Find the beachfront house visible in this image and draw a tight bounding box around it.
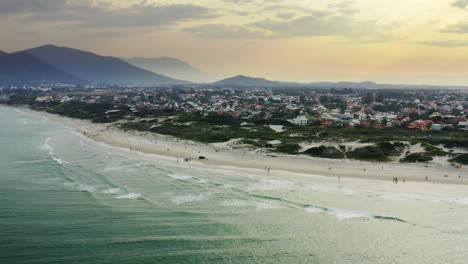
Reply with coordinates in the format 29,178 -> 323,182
458,121 -> 468,131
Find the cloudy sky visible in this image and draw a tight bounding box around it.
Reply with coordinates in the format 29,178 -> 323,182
2,0 -> 468,85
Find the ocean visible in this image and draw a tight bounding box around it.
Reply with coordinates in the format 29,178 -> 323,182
1,106 -> 468,263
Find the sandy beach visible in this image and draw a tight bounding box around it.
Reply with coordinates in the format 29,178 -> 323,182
19,107 -> 468,185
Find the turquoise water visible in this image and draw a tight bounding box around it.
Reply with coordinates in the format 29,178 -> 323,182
1,106 -> 468,263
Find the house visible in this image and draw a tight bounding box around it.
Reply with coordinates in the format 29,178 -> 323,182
288,116 -> 308,126
264,140 -> 282,148
458,121 -> 468,131
431,124 -> 444,131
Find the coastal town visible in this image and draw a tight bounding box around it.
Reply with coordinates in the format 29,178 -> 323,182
2,85 -> 467,132
1,85 -> 468,167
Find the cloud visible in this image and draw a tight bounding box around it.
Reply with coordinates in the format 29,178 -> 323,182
413,40 -> 468,47
276,12 -> 296,20
183,5 -> 388,40
328,1 -> 359,16
0,1 -> 217,28
441,22 -> 468,33
451,0 -> 468,9
0,0 -> 67,15
249,14 -> 378,38
183,24 -> 268,39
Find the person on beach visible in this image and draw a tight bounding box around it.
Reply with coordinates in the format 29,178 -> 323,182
268,167 -> 270,174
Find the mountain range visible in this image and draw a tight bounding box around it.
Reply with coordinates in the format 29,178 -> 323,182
212,75 -> 468,90
0,51 -> 84,85
1,45 -> 467,89
0,45 -> 190,86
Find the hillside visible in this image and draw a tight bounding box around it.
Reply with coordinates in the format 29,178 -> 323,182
26,45 -> 190,85
0,51 -> 84,85
213,75 -> 297,87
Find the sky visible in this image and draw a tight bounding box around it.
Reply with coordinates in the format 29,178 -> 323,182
2,0 -> 468,85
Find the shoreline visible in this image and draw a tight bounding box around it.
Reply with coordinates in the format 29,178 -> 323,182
10,105 -> 468,186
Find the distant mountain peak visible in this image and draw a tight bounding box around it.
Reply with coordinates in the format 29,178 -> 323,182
25,45 -> 190,85
228,75 -> 268,81
37,44 -> 59,49
0,51 -> 84,85
213,75 -> 287,87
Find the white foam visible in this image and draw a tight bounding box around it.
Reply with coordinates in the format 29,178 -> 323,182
117,193 -> 142,199
169,173 -> 193,180
101,188 -> 124,194
327,208 -> 373,220
14,159 -> 44,164
222,199 -> 249,207
248,179 -> 295,191
52,157 -> 69,165
170,194 -> 209,204
196,179 -> 210,183
220,184 -> 234,189
255,201 -> 285,210
304,206 -> 373,220
63,182 -> 98,192
40,137 -> 54,155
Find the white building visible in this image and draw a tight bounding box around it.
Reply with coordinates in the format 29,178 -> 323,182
459,121 -> 468,131
288,116 -> 308,126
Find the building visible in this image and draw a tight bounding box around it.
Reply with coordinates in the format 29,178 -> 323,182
288,116 -> 308,126
458,121 -> 468,131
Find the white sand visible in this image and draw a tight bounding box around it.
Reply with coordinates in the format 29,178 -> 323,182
21,107 -> 468,185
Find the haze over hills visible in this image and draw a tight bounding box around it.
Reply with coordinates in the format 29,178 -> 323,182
0,51 -> 7,56
0,51 -> 84,85
212,75 -> 468,90
213,75 -> 299,87
122,57 -> 218,83
25,45 -> 190,85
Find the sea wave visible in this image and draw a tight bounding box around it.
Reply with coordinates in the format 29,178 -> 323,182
256,201 -> 285,210
14,159 -> 45,164
168,173 -> 193,180
52,157 -> 70,165
170,194 -> 210,204
116,193 -> 142,199
40,137 -> 54,155
304,205 -> 405,222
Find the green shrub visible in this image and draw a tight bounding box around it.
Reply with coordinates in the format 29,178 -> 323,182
377,141 -> 406,156
401,153 -> 433,163
276,144 -> 301,154
303,146 -> 345,159
449,154 -> 468,165
347,146 -> 389,161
